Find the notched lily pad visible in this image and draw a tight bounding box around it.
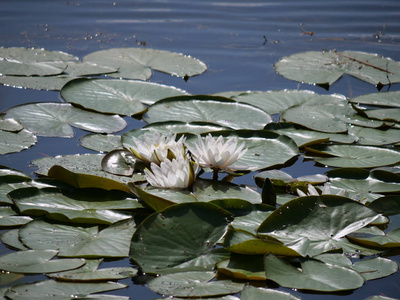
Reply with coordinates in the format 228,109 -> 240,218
0,129 -> 37,154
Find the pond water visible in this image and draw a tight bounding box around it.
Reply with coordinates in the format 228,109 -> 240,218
0,0 -> 400,299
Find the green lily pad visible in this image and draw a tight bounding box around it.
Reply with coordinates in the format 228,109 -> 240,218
185,130 -> 299,171
1,229 -> 29,250
79,134 -> 122,152
257,195 -> 380,257
142,121 -> 229,135
0,206 -> 32,226
217,254 -> 266,281
347,227 -> 400,249
363,108 -> 400,123
352,257 -> 398,281
4,279 -> 126,299
63,61 -> 117,77
241,285 -> 301,300
0,129 -> 37,154
101,150 -> 137,177
143,95 -> 273,130
0,47 -> 77,62
130,202 -> 231,274
0,117 -> 23,132
275,50 -> 400,86
281,95 -> 384,133
9,187 -> 140,225
327,168 -> 400,194
347,126 -> 400,146
307,144 -> 400,168
20,218 -> 137,258
131,179 -> 261,212
83,48 -> 207,80
349,91 -> 400,108
264,254 -> 365,291
265,123 -> 357,147
32,154 -> 144,190
48,259 -> 138,281
61,78 -> 187,116
0,75 -> 75,90
147,271 -> 244,297
0,60 -> 65,76
215,89 -> 318,114
4,102 -> 126,138
368,195 -> 400,216
0,249 -> 85,274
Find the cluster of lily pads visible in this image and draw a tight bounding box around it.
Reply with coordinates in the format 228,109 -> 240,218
0,47 -> 400,299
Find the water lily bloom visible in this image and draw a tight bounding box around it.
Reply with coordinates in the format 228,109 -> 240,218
188,134 -> 248,173
127,131 -> 186,165
144,157 -> 197,189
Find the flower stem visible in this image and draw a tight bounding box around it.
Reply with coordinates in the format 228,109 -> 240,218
212,168 -> 219,181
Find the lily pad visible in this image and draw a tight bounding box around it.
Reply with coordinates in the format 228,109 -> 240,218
0,249 -> 85,274
142,121 -> 229,135
63,61 -> 117,77
257,195 -> 380,257
275,50 -> 400,86
349,91 -> 400,108
1,229 -> 29,250
352,257 -> 398,281
217,254 -> 266,281
147,271 -> 244,297
0,129 -> 37,154
48,259 -> 138,282
264,254 -> 365,291
0,47 -> 77,62
9,187 -> 140,225
0,60 -> 65,76
363,108 -> 400,123
215,89 -> 318,114
307,144 -> 400,168
0,75 -> 75,90
83,48 -> 207,80
0,206 -> 32,226
4,279 -> 126,299
4,102 -> 126,138
347,126 -> 400,146
129,202 -> 231,274
0,117 -> 23,132
241,285 -> 301,300
79,134 -> 122,153
19,218 -> 137,258
61,78 -> 188,116
143,95 -> 273,130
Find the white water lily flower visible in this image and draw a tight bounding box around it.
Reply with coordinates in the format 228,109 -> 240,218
188,134 -> 248,172
144,157 -> 197,189
128,131 -> 186,165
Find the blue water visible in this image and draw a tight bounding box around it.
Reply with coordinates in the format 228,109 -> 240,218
1,0 -> 400,299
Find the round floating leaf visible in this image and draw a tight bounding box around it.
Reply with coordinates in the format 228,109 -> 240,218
364,108 -> 400,123
147,271 -> 244,298
275,50 -> 400,86
257,195 -> 380,257
0,117 -> 23,132
143,121 -> 229,135
79,134 -> 122,152
241,285 -> 301,300
1,229 -> 29,250
265,123 -> 357,147
4,102 -> 126,138
217,254 -> 266,281
185,130 -> 298,171
4,279 -> 126,299
0,249 -> 85,274
144,95 -> 273,130
0,60 -> 65,76
130,202 -> 231,274
20,218 -> 137,258
131,179 -> 261,212
0,47 -> 78,62
215,89 -> 318,114
264,254 -> 365,291
349,91 -> 400,108
64,61 -> 117,77
368,196 -> 400,216
0,75 -> 74,90
48,259 -> 138,282
61,78 -> 187,116
347,126 -> 400,146
9,187 -> 140,224
101,150 -> 136,177
83,47 -> 207,80
327,168 -> 400,194
347,227 -> 400,249
0,206 -> 32,226
307,144 -> 400,168
352,257 -> 398,281
0,129 -> 37,154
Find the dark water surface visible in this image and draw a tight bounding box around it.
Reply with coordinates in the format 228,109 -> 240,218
1,0 -> 400,299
